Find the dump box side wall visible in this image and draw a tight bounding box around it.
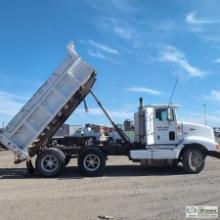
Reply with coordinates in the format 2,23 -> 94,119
6,57 -> 74,134
0,43 -> 95,160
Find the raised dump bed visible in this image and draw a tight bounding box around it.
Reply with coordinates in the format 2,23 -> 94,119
0,42 -> 96,163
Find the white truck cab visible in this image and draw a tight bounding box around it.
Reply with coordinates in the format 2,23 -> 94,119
131,98 -> 220,173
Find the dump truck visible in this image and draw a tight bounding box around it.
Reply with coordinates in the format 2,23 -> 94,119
0,42 -> 220,177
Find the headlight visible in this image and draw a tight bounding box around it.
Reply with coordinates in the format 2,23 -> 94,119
216,144 -> 220,151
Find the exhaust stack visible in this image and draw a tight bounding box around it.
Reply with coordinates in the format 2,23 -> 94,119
138,97 -> 146,144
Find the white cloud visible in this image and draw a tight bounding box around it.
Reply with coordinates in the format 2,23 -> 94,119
85,0 -> 137,14
203,35 -> 220,44
76,107 -> 133,119
204,90 -> 220,101
113,26 -> 133,40
0,91 -> 27,118
80,40 -> 119,63
186,11 -> 220,25
159,46 -> 205,77
110,0 -> 137,14
213,58 -> 220,63
87,49 -> 106,60
99,17 -> 136,42
88,40 -> 118,55
143,54 -> 156,64
185,11 -> 220,44
155,21 -> 183,32
87,49 -> 120,64
182,112 -> 220,127
125,87 -> 162,95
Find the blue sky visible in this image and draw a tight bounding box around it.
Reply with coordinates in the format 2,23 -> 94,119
1,0 -> 220,127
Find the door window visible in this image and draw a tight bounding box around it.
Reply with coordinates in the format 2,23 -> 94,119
156,108 -> 174,121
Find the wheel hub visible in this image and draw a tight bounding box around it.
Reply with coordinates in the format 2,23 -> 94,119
41,155 -> 58,172
190,151 -> 202,169
84,154 -> 100,171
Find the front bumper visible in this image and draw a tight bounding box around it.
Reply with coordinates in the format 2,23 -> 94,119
208,151 -> 220,159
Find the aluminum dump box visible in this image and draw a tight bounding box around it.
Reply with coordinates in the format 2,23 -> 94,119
0,42 -> 96,163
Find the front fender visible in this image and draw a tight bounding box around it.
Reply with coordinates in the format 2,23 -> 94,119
182,136 -> 216,150
174,136 -> 217,158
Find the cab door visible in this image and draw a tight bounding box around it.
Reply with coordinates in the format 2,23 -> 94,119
154,108 -> 178,145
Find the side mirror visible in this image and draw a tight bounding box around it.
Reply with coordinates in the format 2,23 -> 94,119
167,108 -> 173,121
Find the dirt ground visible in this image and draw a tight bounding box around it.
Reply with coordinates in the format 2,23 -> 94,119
0,150 -> 220,220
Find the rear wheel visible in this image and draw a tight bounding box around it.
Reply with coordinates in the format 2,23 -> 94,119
182,147 -> 205,174
78,148 -> 105,177
35,148 -> 65,177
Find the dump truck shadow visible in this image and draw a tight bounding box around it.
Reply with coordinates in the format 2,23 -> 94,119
59,165 -> 186,179
0,165 -> 186,180
106,165 -> 185,177
0,167 -> 30,179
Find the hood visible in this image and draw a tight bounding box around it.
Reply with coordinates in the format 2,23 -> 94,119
178,121 -> 215,140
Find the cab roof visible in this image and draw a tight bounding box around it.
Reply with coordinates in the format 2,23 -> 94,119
145,104 -> 179,108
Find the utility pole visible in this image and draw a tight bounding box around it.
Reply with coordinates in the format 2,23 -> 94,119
203,104 -> 207,125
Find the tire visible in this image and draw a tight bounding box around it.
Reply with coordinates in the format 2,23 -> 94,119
182,147 -> 205,174
78,148 -> 105,177
35,148 -> 66,177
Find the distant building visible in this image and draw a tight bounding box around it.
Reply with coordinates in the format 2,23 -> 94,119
54,124 -> 82,137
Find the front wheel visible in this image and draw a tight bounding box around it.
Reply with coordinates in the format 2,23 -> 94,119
78,148 -> 105,177
182,148 -> 205,174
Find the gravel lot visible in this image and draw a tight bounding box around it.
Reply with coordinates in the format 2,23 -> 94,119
0,150 -> 220,220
